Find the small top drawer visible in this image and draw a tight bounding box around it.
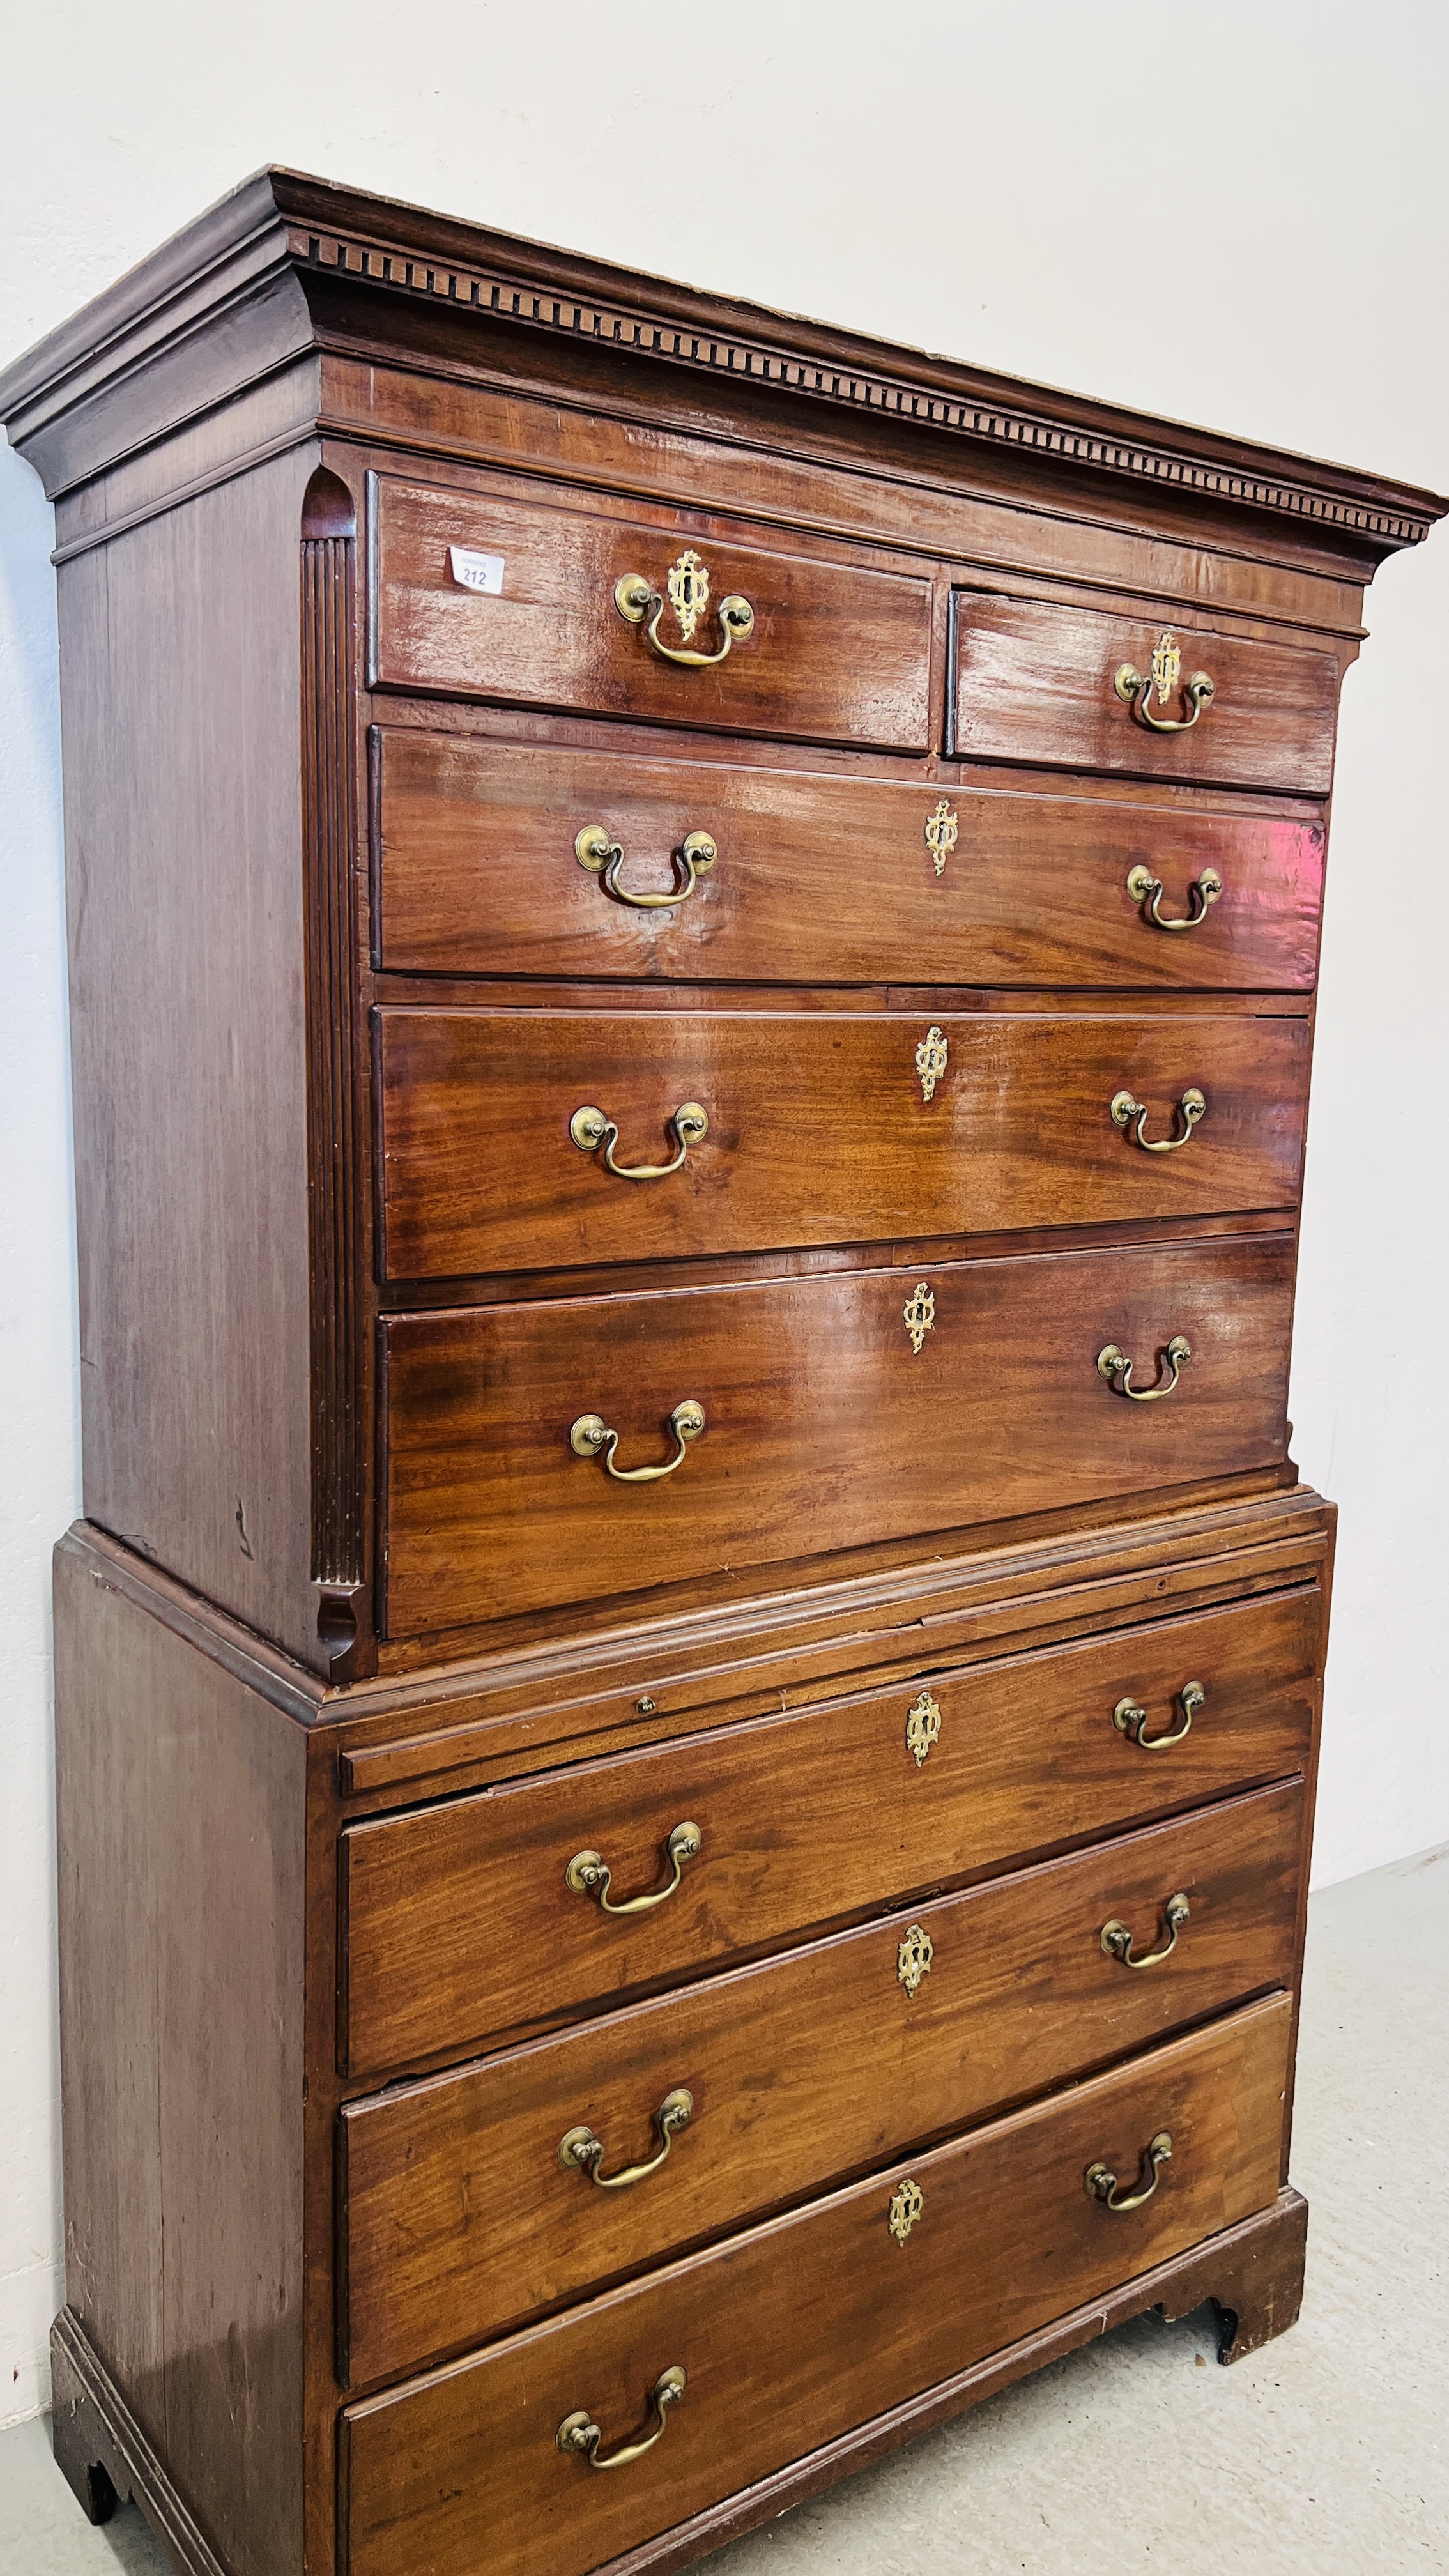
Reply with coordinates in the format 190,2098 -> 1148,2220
369,476 -> 933,751
951,592 -> 1342,793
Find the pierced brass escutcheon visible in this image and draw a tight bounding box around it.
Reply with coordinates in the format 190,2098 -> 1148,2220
1100,1890 -> 1191,1970
924,797 -> 959,877
565,1822 -> 702,1915
1126,862 -> 1223,932
896,1923 -> 934,1999
1114,1680 -> 1204,1751
1110,1085 -> 1208,1153
1097,1335 -> 1192,1402
570,1100 -> 709,1181
888,2178 -> 925,2244
575,824 -> 718,909
614,551 -> 756,668
905,1689 -> 942,1767
1084,2131 -> 1173,2214
915,1025 -> 948,1103
903,1283 -> 936,1354
556,2366 -> 687,2471
558,2089 -> 694,2189
570,1400 -> 706,1481
1114,632 -> 1215,733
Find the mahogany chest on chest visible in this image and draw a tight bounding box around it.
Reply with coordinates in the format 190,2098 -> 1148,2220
4,167 -> 1442,2576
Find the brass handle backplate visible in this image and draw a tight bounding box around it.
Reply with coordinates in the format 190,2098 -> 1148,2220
559,2089 -> 693,2188
570,1400 -> 706,1480
571,1101 -> 709,1180
1111,1086 -> 1207,1153
1100,1892 -> 1191,1970
1085,2131 -> 1173,2214
1114,631 -> 1215,733
1127,862 -> 1223,931
557,2366 -> 686,2470
1097,1335 -> 1192,1401
1114,1680 -> 1205,1750
566,1822 -> 702,1915
615,547 -> 755,668
576,824 -> 718,909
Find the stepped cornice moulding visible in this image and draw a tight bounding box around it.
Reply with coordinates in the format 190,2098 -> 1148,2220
2,166 -> 1445,556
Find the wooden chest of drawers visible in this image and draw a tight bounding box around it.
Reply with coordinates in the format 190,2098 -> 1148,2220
4,168 -> 1442,2576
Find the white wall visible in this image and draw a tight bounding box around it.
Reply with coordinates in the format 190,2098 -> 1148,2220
2,0 -> 1445,2429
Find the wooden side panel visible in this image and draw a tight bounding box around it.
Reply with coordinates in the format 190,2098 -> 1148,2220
370,477 -> 933,750
373,729 -> 1328,991
52,1526 -> 307,2576
380,1233 -> 1298,1636
376,1006 -> 1311,1279
59,446 -> 318,1666
340,1999 -> 1291,2576
341,1582 -> 1319,2074
951,592 -> 1342,791
340,1782 -> 1301,2381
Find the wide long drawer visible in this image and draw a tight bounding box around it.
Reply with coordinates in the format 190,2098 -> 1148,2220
376,1005 -> 1310,1278
340,1581 -> 1318,2074
372,729 -> 1326,990
380,1232 -> 1296,1636
340,1782 -> 1301,2380
340,1998 -> 1291,2576
369,478 -> 933,750
951,592 -> 1342,792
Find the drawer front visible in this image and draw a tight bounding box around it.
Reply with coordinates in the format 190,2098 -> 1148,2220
376,1006 -> 1310,1280
380,1233 -> 1296,1636
341,1582 -> 1317,2074
341,1998 -> 1291,2576
341,1782 -> 1301,2379
374,730 -> 1326,990
370,479 -> 933,751
951,592 -> 1341,792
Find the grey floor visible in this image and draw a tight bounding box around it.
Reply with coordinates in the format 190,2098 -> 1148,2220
3,1844 -> 1445,2575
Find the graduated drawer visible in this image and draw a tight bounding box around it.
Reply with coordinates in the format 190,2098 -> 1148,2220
380,1232 -> 1296,1636
374,729 -> 1326,990
951,592 -> 1341,792
369,477 -> 932,751
340,1997 -> 1291,2576
340,1581 -> 1317,2074
376,1005 -> 1310,1279
340,1781 -> 1301,2379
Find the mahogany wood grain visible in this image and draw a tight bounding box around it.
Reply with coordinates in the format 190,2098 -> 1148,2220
340,1781 -> 1300,2380
339,1998 -> 1291,2576
376,1005 -> 1310,1279
951,592 -> 1343,792
372,728 -> 1327,990
339,1582 -> 1317,2074
52,1531 -> 307,2576
381,1232 -> 1297,1635
370,477 -> 933,751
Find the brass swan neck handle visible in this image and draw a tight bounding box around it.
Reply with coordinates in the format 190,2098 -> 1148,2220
1111,1087 -> 1207,1153
1100,1892 -> 1191,1970
565,1822 -> 702,1915
615,548 -> 755,668
1114,1680 -> 1204,1750
1084,2132 -> 1173,2214
1097,1335 -> 1192,1401
576,824 -> 717,908
1126,862 -> 1223,931
1114,632 -> 1215,733
558,2089 -> 693,2189
570,1400 -> 706,1480
557,2368 -> 687,2471
571,1101 -> 709,1181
